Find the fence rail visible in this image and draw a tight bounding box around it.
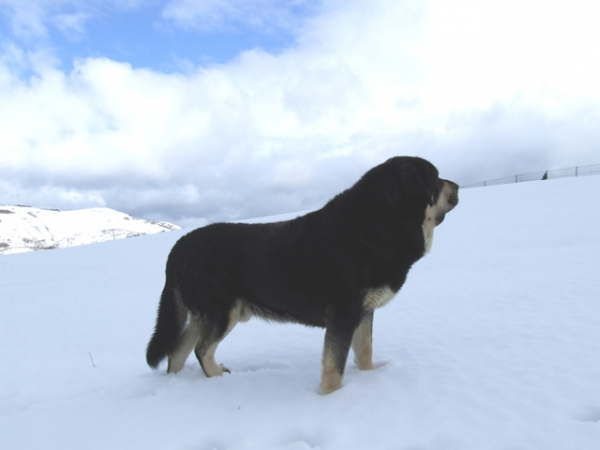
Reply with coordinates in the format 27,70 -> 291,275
461,163 -> 600,189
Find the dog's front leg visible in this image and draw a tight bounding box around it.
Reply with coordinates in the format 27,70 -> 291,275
321,312 -> 359,394
351,310 -> 375,370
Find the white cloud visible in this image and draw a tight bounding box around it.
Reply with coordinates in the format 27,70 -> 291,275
50,11 -> 91,39
1,0 -> 600,225
419,0 -> 600,111
0,0 -> 51,37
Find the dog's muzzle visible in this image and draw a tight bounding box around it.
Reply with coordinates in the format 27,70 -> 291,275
435,180 -> 459,225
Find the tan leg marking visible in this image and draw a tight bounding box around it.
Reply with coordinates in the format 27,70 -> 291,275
167,316 -> 201,373
321,345 -> 343,395
238,300 -> 253,322
352,316 -> 375,370
198,301 -> 243,377
199,341 -> 228,377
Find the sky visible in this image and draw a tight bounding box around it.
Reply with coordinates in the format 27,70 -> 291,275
1,0 -> 599,226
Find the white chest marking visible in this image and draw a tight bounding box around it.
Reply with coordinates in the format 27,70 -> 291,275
422,204 -> 436,255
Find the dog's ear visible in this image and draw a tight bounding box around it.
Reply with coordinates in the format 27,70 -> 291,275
382,157 -> 439,208
351,156 -> 439,215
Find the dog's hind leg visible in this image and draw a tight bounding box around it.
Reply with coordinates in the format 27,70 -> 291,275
194,301 -> 242,377
321,308 -> 361,395
167,315 -> 202,373
351,310 -> 375,370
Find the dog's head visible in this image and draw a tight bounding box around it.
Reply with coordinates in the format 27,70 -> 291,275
378,157 -> 459,223
380,157 -> 459,256
334,156 -> 458,257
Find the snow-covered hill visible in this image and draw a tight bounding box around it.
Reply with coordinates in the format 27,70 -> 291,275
0,205 -> 180,255
1,176 -> 599,450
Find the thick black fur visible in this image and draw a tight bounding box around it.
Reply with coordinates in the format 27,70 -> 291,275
147,156 -> 450,377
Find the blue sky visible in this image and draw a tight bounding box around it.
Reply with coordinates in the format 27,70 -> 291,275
1,0 -> 600,226
1,0 -> 316,71
53,11 -> 293,72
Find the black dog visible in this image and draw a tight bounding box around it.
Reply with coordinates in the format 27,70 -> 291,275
147,156 -> 458,394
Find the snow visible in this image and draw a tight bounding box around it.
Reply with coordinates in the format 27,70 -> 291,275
1,176 -> 600,450
0,206 -> 180,255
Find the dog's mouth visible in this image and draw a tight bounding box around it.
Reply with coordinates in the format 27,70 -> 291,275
445,181 -> 459,209
448,192 -> 459,208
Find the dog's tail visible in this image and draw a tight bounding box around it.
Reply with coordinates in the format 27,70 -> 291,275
146,276 -> 187,369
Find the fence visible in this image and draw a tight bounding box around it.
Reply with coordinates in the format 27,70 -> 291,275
461,163 -> 600,189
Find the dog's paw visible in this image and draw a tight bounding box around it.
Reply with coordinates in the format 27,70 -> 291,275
354,359 -> 376,370
320,370 -> 343,395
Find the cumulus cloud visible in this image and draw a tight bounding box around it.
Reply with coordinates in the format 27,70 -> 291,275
1,0 -> 600,226
420,0 -> 600,111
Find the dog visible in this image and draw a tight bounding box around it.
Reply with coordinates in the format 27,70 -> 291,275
146,156 -> 459,394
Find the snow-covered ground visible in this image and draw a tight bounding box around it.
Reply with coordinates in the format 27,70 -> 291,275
1,176 -> 599,450
0,206 -> 180,255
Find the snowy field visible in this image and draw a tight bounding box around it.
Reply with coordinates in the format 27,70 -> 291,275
1,176 -> 600,450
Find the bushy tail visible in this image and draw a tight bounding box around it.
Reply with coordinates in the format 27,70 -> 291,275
146,279 -> 186,369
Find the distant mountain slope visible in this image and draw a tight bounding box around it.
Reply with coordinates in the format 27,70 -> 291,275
0,205 -> 180,255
